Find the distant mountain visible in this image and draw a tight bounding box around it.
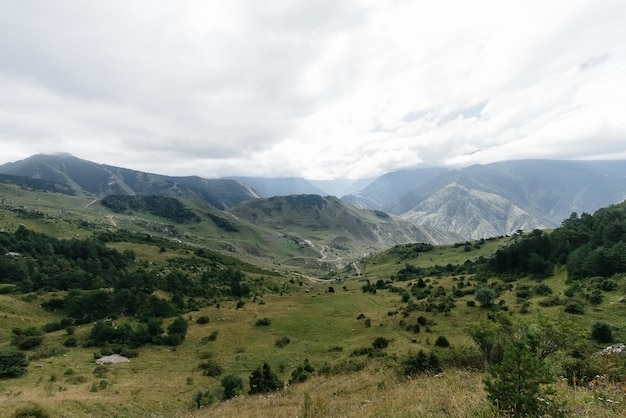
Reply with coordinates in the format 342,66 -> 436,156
389,160 -> 626,239
342,167 -> 448,209
308,178 -> 375,197
229,176 -> 326,198
229,194 -> 462,249
0,154 -> 259,209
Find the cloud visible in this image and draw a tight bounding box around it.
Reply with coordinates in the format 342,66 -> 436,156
0,0 -> 625,179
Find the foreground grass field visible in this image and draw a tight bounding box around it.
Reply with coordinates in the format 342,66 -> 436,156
1,274 -> 625,417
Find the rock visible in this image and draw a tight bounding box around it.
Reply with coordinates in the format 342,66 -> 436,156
96,354 -> 130,364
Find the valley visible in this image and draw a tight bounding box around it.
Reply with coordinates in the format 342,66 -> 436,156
0,163 -> 625,417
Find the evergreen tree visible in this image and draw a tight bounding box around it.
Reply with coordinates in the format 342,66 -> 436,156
249,363 -> 283,394
484,342 -> 554,416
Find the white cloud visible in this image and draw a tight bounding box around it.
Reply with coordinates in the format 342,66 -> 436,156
0,0 -> 625,179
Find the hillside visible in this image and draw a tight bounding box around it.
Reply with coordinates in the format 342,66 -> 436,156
0,153 -> 260,210
229,195 -> 462,256
0,188 -> 625,417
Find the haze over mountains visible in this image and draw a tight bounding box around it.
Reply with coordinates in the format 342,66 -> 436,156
1,153 -> 625,240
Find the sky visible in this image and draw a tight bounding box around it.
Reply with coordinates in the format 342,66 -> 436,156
1,1 -> 625,180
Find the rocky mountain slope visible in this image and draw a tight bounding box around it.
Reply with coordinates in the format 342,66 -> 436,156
345,160 -> 626,239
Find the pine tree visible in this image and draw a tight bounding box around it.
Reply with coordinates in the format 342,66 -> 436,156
484,342 -> 554,416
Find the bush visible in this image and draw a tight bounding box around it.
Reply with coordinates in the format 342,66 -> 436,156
590,322 -> 613,344
11,327 -> 44,350
221,374 -> 244,399
0,348 -> 29,378
199,359 -> 223,377
402,349 -> 441,377
275,336 -> 291,348
564,299 -> 584,314
249,363 -> 283,394
434,336 -> 450,348
192,390 -> 214,408
289,359 -> 315,384
255,317 -> 271,326
475,288 -> 497,307
196,316 -> 210,324
372,337 -> 390,349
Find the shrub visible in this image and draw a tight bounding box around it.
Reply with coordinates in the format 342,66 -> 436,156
402,349 -> 441,377
255,317 -> 271,326
564,299 -> 584,314
192,390 -> 214,408
196,316 -> 210,324
63,338 -> 77,347
249,363 -> 283,394
236,300 -> 245,309
417,316 -> 428,326
0,348 -> 29,378
372,337 -> 389,349
289,359 -> 315,384
475,287 -> 497,307
221,374 -> 244,399
11,327 -> 44,350
199,359 -> 223,377
275,336 -> 291,348
590,322 -> 613,344
434,336 -> 450,348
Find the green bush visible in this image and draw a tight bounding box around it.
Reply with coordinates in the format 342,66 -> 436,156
192,390 -> 214,408
275,336 -> 291,348
402,349 -> 441,377
249,363 -> 283,394
221,374 -> 244,399
0,348 -> 29,378
196,316 -> 210,324
199,359 -> 223,377
289,359 -> 315,384
590,321 -> 613,343
372,337 -> 390,349
434,336 -> 450,347
255,317 -> 271,326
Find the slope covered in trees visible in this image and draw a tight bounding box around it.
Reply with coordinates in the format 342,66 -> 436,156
490,200 -> 626,280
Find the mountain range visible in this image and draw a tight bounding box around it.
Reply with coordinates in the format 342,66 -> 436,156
1,154 -> 625,240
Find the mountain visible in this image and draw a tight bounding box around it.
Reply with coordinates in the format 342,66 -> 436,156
342,167 -> 448,209
228,194 -> 462,252
0,153 -> 259,209
388,160 -> 626,239
229,176 -> 326,198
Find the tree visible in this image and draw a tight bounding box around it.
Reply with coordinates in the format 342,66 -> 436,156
0,348 -> 28,378
249,363 -> 283,394
475,287 -> 497,307
221,374 -> 244,399
484,342 -> 554,416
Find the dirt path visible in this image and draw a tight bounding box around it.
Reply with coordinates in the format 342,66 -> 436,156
84,199 -> 97,209
105,215 -> 118,227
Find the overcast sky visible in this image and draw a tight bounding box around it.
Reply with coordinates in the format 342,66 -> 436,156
1,1 -> 625,180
